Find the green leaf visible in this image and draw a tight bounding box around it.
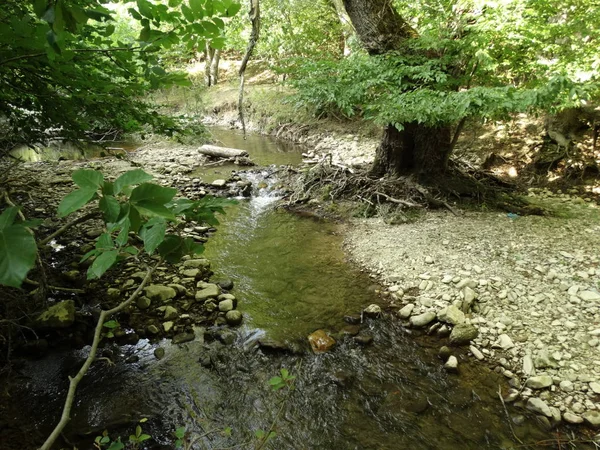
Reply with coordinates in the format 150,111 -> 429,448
141,219 -> 167,254
189,0 -> 204,15
0,223 -> 37,287
103,320 -> 119,329
175,427 -> 186,439
57,188 -> 97,218
135,202 -> 176,220
269,376 -> 283,386
123,246 -> 139,255
130,183 -> 177,205
255,430 -> 265,439
81,249 -> 99,262
42,6 -> 56,23
18,218 -> 44,228
33,0 -> 47,18
96,232 -> 114,250
201,20 -> 220,36
0,207 -> 19,231
210,37 -> 226,50
136,0 -> 154,20
87,249 -> 119,279
107,439 -> 124,450
99,195 -> 120,223
225,2 -> 241,17
138,434 -> 151,442
181,4 -> 194,22
157,235 -> 203,264
114,169 -> 154,195
169,0 -> 183,6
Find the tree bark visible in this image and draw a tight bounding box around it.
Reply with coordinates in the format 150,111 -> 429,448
210,49 -> 221,85
343,0 -> 452,177
199,145 -> 249,158
204,43 -> 215,86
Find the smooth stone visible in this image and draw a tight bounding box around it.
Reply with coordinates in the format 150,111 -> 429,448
308,330 -> 336,353
437,305 -> 465,325
563,412 -> 584,424
523,354 -> 535,376
398,303 -> 415,319
172,331 -> 195,345
526,397 -> 552,417
589,382 -> 600,394
107,288 -> 121,299
144,285 -> 176,302
163,305 -> 179,321
493,334 -> 515,350
34,300 -> 75,329
147,325 -> 160,335
225,310 -> 243,326
444,355 -> 458,372
559,380 -> 574,392
136,296 -> 151,310
217,279 -> 234,290
163,321 -> 174,332
216,329 -> 236,345
212,179 -> 227,187
582,411 -> 600,428
579,290 -> 600,301
354,333 -> 374,345
409,311 -> 436,328
363,304 -> 382,318
470,345 -> 485,360
438,346 -> 451,362
527,375 -> 553,389
167,284 -> 187,296
218,299 -> 234,312
181,269 -> 201,279
153,347 -> 165,360
449,323 -> 479,345
195,284 -> 221,301
182,259 -> 210,269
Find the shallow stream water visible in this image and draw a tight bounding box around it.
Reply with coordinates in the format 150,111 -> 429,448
2,129 -> 583,450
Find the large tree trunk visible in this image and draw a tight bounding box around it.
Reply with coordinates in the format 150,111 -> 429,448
343,0 -> 452,177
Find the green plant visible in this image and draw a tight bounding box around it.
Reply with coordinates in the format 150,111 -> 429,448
129,423 -> 151,449
268,368 -> 296,392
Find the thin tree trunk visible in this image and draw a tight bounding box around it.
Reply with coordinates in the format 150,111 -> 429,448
210,49 -> 221,85
205,43 -> 215,86
331,0 -> 356,55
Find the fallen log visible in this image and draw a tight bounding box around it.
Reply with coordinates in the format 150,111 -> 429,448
199,145 -> 248,158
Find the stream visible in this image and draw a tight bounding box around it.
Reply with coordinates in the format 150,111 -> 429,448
2,129 -> 577,449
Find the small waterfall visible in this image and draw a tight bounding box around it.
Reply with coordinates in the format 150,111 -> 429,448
242,168 -> 284,215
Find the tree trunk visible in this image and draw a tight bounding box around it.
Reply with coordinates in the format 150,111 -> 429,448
210,49 -> 221,85
331,0 -> 355,55
343,0 -> 452,177
204,43 -> 215,86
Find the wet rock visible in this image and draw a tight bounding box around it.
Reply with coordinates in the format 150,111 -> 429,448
216,329 -> 235,345
212,179 -> 227,187
563,412 -> 584,424
449,323 -> 479,345
526,375 -> 553,389
164,306 -> 179,321
218,299 -> 234,312
437,305 -> 465,325
225,310 -> 243,326
354,333 -> 373,346
154,347 -> 165,360
136,296 -> 151,310
438,346 -> 452,362
144,285 -> 176,302
344,314 -> 361,325
34,300 -> 75,329
409,311 -> 436,328
118,332 -> 140,346
526,397 -> 552,417
363,304 -> 382,318
163,321 -> 174,332
172,331 -> 195,345
308,330 -> 336,353
167,284 -> 187,296
147,325 -> 160,335
444,355 -> 459,372
582,411 -> 600,428
181,269 -> 201,279
107,288 -> 121,300
217,279 -> 234,291
340,325 -> 361,336
183,259 -> 210,270
195,284 -> 221,301
20,339 -> 49,357
258,338 -> 292,353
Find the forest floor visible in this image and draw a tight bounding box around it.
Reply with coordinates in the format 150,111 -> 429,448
186,72 -> 600,432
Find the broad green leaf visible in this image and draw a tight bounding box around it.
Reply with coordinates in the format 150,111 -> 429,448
136,0 -> 154,20
210,37 -> 226,50
157,235 -> 203,264
175,427 -> 186,439
202,20 -> 220,36
0,223 -> 37,287
18,218 -> 43,228
107,439 -> 124,450
130,183 -> 177,205
135,202 -> 176,220
141,219 -> 167,254
58,187 -> 97,217
99,195 -> 120,223
123,246 -> 139,255
87,249 -> 119,279
169,0 -> 183,6
225,2 -> 241,17
138,434 -> 151,442
115,221 -> 130,247
80,248 -> 99,262
0,207 -> 19,231
128,205 -> 142,234
189,0 -> 204,15
181,4 -> 194,22
96,232 -> 114,250
102,181 -> 114,196
113,169 -> 153,195
103,320 -> 119,329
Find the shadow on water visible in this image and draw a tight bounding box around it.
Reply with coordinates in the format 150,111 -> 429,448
2,129 -> 592,450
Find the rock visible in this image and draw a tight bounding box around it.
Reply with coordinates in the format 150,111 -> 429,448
144,285 -> 176,302
225,310 -> 243,326
172,331 -> 195,345
34,300 -> 75,329
354,333 -> 373,345
449,323 -> 479,345
212,179 -> 227,187
129,271 -> 148,282
523,354 -> 535,376
470,345 -> 485,360
344,315 -> 362,325
363,304 -> 382,318
218,299 -> 234,312
154,347 -> 165,360
216,329 -> 236,345
398,303 -> 415,319
195,284 -> 221,301
181,269 -> 201,279
107,288 -> 121,300
559,380 -> 574,392
163,321 -> 174,332
147,324 -> 160,335
308,330 -> 336,353
438,346 -> 452,362
582,411 -> 600,428
409,311 -> 436,328
167,284 -> 187,296
164,306 -> 179,321
526,397 -> 552,417
563,412 -> 584,424
527,376 -> 553,389
217,279 -> 234,291
136,296 -> 151,310
425,256 -> 434,264
340,325 -> 361,336
437,305 -> 465,325
444,355 -> 458,372
579,290 -> 600,301
183,259 -> 210,269
493,334 -> 515,350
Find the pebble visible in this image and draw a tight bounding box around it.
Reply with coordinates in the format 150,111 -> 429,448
409,311 -> 436,328
493,334 -> 514,350
563,412 -> 584,424
444,355 -> 458,372
398,303 -> 415,319
526,375 -> 553,389
526,397 -> 552,417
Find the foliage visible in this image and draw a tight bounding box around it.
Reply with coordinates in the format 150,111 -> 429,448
0,168 -> 235,288
0,0 -> 241,150
268,368 -> 296,391
287,0 -> 600,129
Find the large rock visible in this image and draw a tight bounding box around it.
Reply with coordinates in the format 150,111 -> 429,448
34,300 -> 75,329
363,304 -> 382,318
218,299 -> 234,312
183,259 -> 210,270
308,330 -> 336,353
225,310 -> 243,326
449,323 -> 479,345
409,311 -> 436,328
526,375 -> 553,389
398,303 -> 415,319
579,290 -> 600,301
526,397 -> 552,417
144,285 -> 176,302
195,284 -> 221,301
582,411 -> 600,428
163,306 -> 179,321
437,305 -> 465,325
172,331 -> 195,345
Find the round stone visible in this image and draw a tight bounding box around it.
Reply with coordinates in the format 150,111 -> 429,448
225,310 -> 243,326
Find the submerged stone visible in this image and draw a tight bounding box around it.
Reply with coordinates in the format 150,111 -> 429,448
308,330 -> 336,353
34,300 -> 75,329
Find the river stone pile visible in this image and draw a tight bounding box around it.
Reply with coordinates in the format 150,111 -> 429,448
346,191 -> 600,429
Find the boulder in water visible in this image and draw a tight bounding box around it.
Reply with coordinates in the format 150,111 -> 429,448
308,330 -> 336,353
34,300 -> 75,330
